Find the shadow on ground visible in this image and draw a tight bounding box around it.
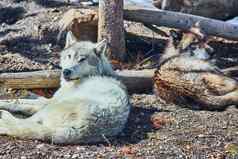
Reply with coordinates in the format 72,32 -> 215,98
112,106 -> 160,145
33,0 -> 70,8
209,41 -> 238,68
0,6 -> 26,25
12,0 -> 73,8
0,29 -> 21,38
1,30 -> 62,67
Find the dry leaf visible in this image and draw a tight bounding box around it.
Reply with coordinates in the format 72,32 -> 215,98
151,115 -> 173,129
119,146 -> 136,156
225,143 -> 238,157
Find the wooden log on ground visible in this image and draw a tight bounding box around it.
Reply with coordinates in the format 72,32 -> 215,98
0,70 -> 61,89
98,0 -> 126,61
117,69 -> 154,93
124,6 -> 238,40
0,70 -> 154,94
222,66 -> 238,77
0,68 -> 237,94
60,7 -> 238,41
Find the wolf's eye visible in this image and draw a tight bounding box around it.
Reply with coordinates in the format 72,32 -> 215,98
68,54 -> 71,59
78,57 -> 86,63
189,44 -> 197,51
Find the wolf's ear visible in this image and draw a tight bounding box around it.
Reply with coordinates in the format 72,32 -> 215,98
169,30 -> 182,48
65,31 -> 78,48
189,22 -> 205,39
169,30 -> 181,41
95,39 -> 107,56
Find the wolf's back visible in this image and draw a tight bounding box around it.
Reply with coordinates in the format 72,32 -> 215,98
154,54 -> 238,110
73,76 -> 130,143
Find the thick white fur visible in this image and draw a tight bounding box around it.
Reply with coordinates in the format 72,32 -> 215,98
0,32 -> 130,144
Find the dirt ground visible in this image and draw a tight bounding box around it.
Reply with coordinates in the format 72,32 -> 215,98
0,0 -> 238,158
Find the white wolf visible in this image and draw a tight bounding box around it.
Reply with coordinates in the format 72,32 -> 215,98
0,32 -> 131,144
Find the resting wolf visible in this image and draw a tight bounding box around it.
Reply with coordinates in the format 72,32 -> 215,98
154,30 -> 238,110
0,32 -> 130,144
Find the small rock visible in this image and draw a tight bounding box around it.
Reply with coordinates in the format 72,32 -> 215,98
197,134 -> 205,138
71,154 -> 79,158
225,143 -> 238,156
36,144 -> 45,149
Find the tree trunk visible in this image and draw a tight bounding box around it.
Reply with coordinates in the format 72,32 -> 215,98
98,0 -> 126,61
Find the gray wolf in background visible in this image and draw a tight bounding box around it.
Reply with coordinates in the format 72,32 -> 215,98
154,29 -> 238,110
0,32 -> 130,144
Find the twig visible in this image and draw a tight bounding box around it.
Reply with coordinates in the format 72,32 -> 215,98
101,134 -> 111,146
144,24 -> 169,37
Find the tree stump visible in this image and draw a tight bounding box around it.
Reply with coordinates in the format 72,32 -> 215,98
59,8 -> 98,42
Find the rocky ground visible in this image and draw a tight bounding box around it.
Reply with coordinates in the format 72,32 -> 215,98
0,0 -> 238,158
0,95 -> 237,158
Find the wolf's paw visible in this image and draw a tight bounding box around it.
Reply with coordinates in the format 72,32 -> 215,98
0,111 -> 11,135
0,110 -> 16,135
0,110 -> 15,121
0,123 -> 10,135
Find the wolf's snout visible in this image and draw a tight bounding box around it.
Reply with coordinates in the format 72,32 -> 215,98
63,69 -> 72,79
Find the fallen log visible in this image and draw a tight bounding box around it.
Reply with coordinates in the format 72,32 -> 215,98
60,7 -> 238,42
222,66 -> 238,77
124,6 -> 238,40
117,69 -> 154,93
0,70 -> 61,89
0,67 -> 236,94
0,69 -> 154,94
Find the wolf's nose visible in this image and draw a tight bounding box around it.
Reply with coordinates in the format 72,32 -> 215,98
63,69 -> 72,78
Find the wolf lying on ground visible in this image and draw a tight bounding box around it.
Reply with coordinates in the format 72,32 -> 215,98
154,29 -> 238,110
0,32 -> 131,144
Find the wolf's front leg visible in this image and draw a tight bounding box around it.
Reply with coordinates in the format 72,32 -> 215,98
0,110 -> 51,141
0,97 -> 49,116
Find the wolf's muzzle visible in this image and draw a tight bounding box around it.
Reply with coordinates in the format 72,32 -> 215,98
63,69 -> 72,80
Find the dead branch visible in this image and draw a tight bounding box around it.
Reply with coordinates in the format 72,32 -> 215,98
60,7 -> 238,41
143,24 -> 169,37
124,6 -> 238,40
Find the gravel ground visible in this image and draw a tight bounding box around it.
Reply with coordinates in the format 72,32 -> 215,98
0,0 -> 238,158
0,95 -> 237,158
